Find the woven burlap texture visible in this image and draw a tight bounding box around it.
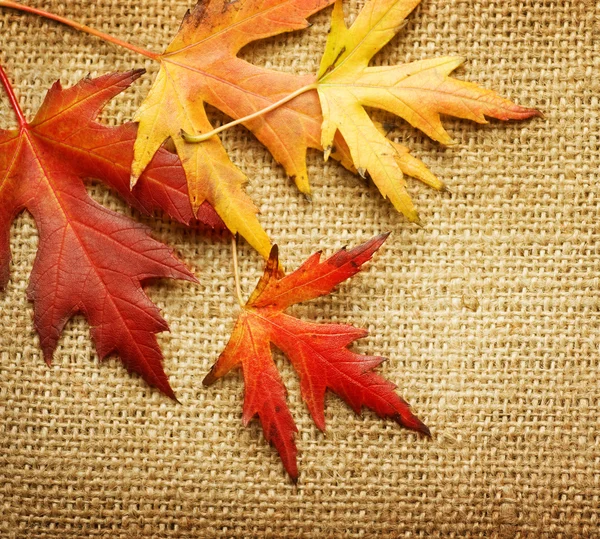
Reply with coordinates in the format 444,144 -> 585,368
0,0 -> 598,537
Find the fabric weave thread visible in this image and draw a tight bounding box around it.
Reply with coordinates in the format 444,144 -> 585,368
0,0 -> 599,537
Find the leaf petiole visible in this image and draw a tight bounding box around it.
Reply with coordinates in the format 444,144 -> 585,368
181,83 -> 318,143
0,62 -> 27,127
0,0 -> 160,61
231,235 -> 244,307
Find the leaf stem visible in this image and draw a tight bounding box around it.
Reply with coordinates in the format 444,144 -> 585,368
182,83 -> 318,143
0,0 -> 160,61
0,62 -> 27,127
231,235 -> 244,307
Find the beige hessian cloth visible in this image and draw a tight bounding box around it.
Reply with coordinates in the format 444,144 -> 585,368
1,0 -> 598,536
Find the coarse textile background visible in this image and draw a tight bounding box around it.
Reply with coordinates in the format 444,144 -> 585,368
1,0 -> 599,537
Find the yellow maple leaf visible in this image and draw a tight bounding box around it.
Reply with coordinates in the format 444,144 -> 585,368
317,0 -> 541,222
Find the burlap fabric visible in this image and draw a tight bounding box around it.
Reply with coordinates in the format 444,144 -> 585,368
0,0 -> 598,537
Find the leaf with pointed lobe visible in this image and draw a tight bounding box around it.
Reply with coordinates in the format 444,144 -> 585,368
0,70 -> 217,398
204,234 -> 429,479
317,0 -> 541,222
133,0 -> 539,257
133,0 -> 356,259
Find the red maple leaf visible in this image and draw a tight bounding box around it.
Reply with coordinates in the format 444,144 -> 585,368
0,67 -> 217,398
204,234 -> 429,479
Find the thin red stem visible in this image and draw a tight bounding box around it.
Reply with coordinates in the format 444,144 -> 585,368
0,63 -> 27,127
0,0 -> 160,61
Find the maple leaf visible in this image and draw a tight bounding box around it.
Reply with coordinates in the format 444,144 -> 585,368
316,0 -> 542,222
204,234 -> 429,479
1,0 -> 540,254
0,67 -> 205,398
132,0 -> 345,258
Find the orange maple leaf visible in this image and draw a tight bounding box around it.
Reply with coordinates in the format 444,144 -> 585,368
132,0 -> 344,258
204,234 -> 429,479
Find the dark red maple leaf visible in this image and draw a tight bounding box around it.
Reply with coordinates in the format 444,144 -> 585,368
0,67 -> 218,398
204,234 -> 429,479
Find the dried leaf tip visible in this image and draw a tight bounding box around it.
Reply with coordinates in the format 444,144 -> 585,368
202,368 -> 218,387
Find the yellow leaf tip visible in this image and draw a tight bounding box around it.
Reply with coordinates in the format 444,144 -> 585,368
412,214 -> 424,228
129,173 -> 139,190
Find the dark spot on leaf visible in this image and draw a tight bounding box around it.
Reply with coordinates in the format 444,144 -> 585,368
223,0 -> 240,14
185,1 -> 209,29
322,47 -> 347,76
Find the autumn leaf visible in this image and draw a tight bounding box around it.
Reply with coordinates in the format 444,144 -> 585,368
204,234 -> 429,479
1,0 -> 540,253
132,0 -> 346,258
317,0 -> 542,222
0,68 -> 204,398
